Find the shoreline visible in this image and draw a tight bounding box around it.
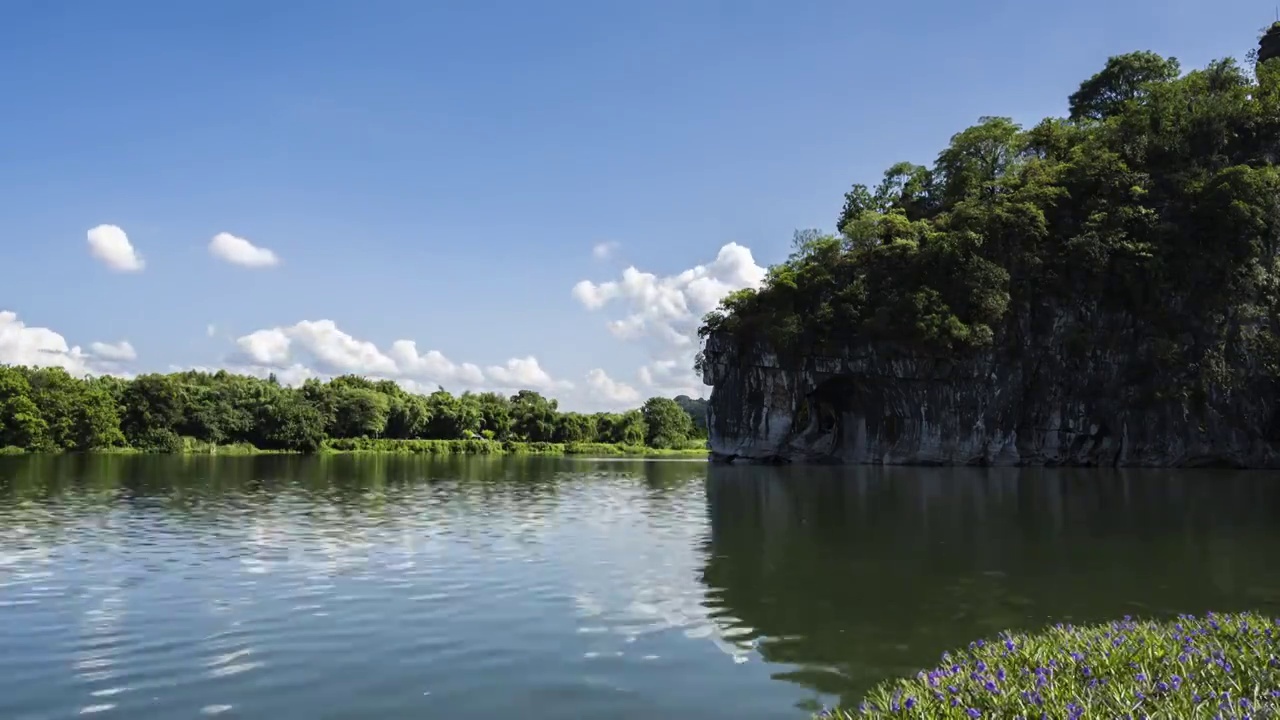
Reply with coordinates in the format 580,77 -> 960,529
0,439 -> 710,459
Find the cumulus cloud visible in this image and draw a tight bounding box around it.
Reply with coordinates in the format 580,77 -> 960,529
486,356 -> 573,392
584,368 -> 640,407
637,359 -> 682,387
592,241 -> 620,260
0,310 -> 131,375
221,319 -> 684,411
388,340 -> 486,386
572,242 -> 766,397
236,328 -> 293,366
209,232 -> 280,268
89,340 -> 137,362
228,318 -> 564,393
86,224 -> 144,272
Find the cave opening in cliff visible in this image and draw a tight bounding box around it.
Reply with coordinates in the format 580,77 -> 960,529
802,375 -> 868,443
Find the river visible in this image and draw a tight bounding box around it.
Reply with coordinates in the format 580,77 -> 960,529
0,455 -> 1277,719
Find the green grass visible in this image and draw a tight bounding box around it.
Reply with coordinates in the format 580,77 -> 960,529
819,612 -> 1280,719
81,440 -> 279,455
179,438 -> 276,455
562,441 -> 708,457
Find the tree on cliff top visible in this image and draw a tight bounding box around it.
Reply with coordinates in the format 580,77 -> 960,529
698,37 -> 1280,393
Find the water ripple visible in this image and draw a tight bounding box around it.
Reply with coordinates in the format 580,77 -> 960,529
0,456 -> 781,720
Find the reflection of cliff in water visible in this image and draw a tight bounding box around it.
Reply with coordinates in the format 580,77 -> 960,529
700,465 -> 1280,706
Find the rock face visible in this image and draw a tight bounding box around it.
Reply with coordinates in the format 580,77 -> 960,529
700,314 -> 1280,468
1260,23 -> 1280,65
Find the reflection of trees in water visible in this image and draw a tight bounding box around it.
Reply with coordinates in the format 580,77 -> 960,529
700,465 -> 1280,707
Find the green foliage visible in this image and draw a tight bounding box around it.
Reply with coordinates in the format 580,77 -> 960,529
0,368 -> 48,450
819,612 -> 1280,719
700,46 -> 1280,381
0,365 -> 707,455
672,395 -> 709,436
1068,51 -> 1181,121
318,438 -> 705,457
641,396 -> 696,449
322,438 -> 511,454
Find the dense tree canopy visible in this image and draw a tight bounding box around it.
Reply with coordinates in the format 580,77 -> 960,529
699,41 -> 1280,394
0,365 -> 707,453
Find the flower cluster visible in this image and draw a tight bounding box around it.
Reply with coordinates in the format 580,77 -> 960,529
817,612 -> 1280,719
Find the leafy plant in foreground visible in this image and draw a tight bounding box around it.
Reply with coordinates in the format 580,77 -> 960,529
817,612 -> 1280,719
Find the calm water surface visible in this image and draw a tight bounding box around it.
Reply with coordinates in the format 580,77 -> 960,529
1,455 -> 1279,719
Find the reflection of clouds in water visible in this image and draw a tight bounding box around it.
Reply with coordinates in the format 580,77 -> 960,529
0,522 -> 56,600
560,481 -> 756,664
232,501 -> 458,618
219,475 -> 753,664
198,592 -> 257,716
238,512 -> 379,578
74,531 -> 128,714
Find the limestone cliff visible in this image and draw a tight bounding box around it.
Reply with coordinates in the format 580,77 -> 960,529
697,34 -> 1280,469
700,316 -> 1280,468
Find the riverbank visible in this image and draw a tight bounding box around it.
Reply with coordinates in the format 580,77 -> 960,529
819,611 -> 1280,718
321,438 -> 708,457
0,438 -> 710,458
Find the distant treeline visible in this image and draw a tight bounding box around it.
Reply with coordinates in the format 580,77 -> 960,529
0,365 -> 710,453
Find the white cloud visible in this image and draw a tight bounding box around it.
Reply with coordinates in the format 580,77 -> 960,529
638,359 -> 681,387
89,340 -> 137,362
86,224 -> 144,272
228,318 -> 554,393
592,241 -> 620,260
209,232 -> 280,268
284,320 -> 398,375
235,320 -> 399,375
2,240 -> 765,415
584,368 -> 640,407
486,356 -> 573,391
0,310 -> 126,376
206,324 -> 217,338
389,340 -> 486,386
572,242 -> 766,398
236,328 -> 293,366
637,360 -> 701,399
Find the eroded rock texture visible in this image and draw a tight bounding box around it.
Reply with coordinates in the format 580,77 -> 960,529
700,321 -> 1280,468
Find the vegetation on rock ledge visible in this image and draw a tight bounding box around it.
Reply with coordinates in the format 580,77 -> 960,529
699,36 -> 1280,391
0,365 -> 708,455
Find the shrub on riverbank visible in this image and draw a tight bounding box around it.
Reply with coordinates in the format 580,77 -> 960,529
0,437 -> 708,458
819,612 -> 1280,719
320,437 -> 706,457
180,437 -> 267,455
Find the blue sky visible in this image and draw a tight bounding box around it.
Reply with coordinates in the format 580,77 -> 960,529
0,0 -> 1269,410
